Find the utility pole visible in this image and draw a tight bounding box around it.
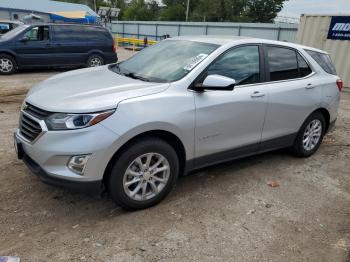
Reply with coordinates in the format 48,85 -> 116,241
93,0 -> 97,12
186,0 -> 190,22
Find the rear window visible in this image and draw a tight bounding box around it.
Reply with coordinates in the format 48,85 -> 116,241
305,50 -> 337,75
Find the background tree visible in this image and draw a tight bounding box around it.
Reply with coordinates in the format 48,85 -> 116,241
57,0 -> 288,23
123,0 -> 159,21
244,0 -> 287,22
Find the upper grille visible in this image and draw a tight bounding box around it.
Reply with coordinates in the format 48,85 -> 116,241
19,113 -> 43,142
23,103 -> 52,120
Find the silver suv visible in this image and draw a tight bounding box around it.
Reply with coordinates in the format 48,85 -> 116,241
14,36 -> 342,210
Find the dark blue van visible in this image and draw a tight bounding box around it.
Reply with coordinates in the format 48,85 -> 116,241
0,23 -> 117,74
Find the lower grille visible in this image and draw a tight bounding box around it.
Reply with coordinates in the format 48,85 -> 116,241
19,113 -> 43,142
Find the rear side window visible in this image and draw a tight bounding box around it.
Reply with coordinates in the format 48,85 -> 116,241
305,50 -> 337,75
53,26 -> 110,42
297,54 -> 312,77
267,46 -> 299,81
267,46 -> 312,81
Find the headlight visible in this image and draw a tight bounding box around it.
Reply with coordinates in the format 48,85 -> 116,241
45,110 -> 115,130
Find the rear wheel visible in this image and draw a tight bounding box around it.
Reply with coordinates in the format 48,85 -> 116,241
108,138 -> 179,210
86,54 -> 104,67
291,112 -> 326,157
0,54 -> 17,75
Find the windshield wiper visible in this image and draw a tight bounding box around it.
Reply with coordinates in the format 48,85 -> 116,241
110,64 -> 150,82
123,72 -> 150,82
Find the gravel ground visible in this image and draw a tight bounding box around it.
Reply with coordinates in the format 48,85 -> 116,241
0,48 -> 349,262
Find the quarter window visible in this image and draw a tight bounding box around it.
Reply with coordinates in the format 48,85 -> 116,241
206,46 -> 261,86
305,50 -> 337,75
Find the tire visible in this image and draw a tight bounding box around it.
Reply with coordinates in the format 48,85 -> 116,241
108,137 -> 179,211
291,112 -> 326,157
0,54 -> 17,75
86,54 -> 104,67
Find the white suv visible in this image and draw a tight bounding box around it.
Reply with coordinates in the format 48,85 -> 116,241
14,36 -> 342,210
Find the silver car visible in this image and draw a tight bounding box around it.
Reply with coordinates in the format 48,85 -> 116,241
14,36 -> 342,210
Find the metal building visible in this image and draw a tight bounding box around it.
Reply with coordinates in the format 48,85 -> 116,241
0,0 -> 99,24
297,14 -> 350,87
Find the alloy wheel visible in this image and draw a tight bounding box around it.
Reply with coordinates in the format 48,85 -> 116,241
0,58 -> 13,73
89,57 -> 102,67
123,153 -> 170,201
302,119 -> 322,151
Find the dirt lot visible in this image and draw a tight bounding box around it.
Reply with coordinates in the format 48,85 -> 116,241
0,48 -> 349,261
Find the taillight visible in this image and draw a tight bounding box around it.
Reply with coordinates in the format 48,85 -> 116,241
336,79 -> 343,92
112,42 -> 116,53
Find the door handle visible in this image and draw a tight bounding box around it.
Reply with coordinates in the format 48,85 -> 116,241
305,83 -> 314,89
251,91 -> 265,98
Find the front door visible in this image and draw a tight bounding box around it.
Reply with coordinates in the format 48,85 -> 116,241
193,45 -> 268,167
15,26 -> 52,67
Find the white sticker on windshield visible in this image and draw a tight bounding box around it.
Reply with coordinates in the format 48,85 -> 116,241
183,53 -> 208,71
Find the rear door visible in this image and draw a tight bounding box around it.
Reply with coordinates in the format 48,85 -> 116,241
261,45 -> 320,146
15,26 -> 52,66
50,25 -> 89,66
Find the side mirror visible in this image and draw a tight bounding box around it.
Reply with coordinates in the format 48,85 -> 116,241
198,74 -> 236,91
20,36 -> 29,42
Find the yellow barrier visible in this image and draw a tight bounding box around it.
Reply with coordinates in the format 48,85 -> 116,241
114,36 -> 158,51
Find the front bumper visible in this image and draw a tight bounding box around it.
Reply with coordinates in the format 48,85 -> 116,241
14,119 -> 120,194
22,151 -> 102,194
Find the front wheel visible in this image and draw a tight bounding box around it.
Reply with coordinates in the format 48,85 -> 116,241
0,54 -> 17,75
108,138 -> 179,210
291,112 -> 326,157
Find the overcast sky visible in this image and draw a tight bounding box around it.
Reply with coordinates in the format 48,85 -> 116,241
279,0 -> 350,18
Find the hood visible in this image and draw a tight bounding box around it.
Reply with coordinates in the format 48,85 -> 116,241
26,66 -> 170,113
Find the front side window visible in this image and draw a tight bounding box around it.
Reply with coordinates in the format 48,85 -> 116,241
267,46 -> 299,81
206,45 -> 261,86
113,40 -> 219,83
24,26 -> 49,41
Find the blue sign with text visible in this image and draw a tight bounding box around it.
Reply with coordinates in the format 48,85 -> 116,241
327,16 -> 350,40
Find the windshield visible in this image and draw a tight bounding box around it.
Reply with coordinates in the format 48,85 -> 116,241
113,40 -> 219,83
0,25 -> 28,40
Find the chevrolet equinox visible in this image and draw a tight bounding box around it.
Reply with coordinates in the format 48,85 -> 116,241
14,36 -> 341,210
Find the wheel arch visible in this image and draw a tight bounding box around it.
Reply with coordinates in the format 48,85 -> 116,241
0,51 -> 17,63
313,107 -> 330,132
86,50 -> 105,62
103,129 -> 187,187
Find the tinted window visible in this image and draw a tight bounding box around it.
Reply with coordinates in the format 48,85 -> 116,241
297,54 -> 312,77
206,46 -> 260,86
306,50 -> 337,75
24,26 -> 49,41
53,26 -> 110,41
268,46 -> 299,81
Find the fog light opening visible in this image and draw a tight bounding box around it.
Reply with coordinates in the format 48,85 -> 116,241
68,155 -> 90,175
